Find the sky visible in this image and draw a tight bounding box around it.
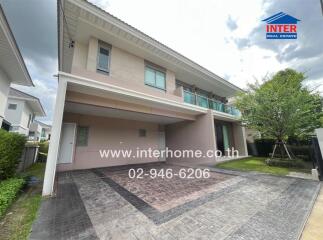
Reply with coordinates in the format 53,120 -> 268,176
0,0 -> 322,124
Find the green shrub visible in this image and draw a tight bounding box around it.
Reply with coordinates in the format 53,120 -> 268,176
265,158 -> 305,168
37,152 -> 48,162
0,130 -> 26,180
0,178 -> 25,217
38,141 -> 49,154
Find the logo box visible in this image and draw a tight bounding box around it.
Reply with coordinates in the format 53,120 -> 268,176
262,12 -> 300,39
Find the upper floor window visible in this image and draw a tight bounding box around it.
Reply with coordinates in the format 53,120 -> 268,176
97,41 -> 111,74
144,63 -> 166,90
8,104 -> 17,110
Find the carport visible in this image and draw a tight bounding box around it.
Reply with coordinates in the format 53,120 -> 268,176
57,101 -> 187,171
43,73 -> 209,195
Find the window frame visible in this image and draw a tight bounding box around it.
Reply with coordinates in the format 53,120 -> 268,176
76,126 -> 89,147
144,62 -> 166,91
8,103 -> 17,110
96,41 -> 112,75
139,129 -> 147,137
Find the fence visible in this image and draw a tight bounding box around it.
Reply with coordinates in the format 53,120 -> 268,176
17,145 -> 39,172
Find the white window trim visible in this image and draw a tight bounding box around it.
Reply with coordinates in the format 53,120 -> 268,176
97,41 -> 111,74
8,103 -> 17,110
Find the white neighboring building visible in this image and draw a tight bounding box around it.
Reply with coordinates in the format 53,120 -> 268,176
0,5 -> 33,127
29,120 -> 51,141
4,88 -> 46,135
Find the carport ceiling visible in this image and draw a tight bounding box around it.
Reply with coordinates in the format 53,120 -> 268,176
64,102 -> 185,124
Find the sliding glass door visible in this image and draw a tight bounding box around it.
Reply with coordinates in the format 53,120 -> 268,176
215,121 -> 232,155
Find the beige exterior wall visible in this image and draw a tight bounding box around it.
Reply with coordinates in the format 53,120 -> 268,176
165,110 -> 216,164
70,37 -> 181,102
57,112 -> 164,171
232,123 -> 248,156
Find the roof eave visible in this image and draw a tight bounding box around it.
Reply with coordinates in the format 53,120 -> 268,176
0,5 -> 34,86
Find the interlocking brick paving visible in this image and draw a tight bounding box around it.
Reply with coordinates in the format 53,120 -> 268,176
31,164 -> 320,240
97,163 -> 233,212
30,172 -> 98,240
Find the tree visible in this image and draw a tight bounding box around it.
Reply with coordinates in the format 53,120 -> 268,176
235,69 -> 322,159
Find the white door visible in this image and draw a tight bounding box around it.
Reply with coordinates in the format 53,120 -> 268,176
58,123 -> 76,164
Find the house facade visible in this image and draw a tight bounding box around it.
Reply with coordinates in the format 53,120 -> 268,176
43,0 -> 248,195
0,5 -> 33,127
4,88 -> 46,136
29,120 -> 51,141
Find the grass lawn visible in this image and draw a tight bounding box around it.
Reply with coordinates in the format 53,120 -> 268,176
216,157 -> 311,176
0,163 -> 45,240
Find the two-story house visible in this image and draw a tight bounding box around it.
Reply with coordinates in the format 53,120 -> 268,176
43,0 -> 248,195
29,120 -> 51,141
0,5 -> 34,128
5,88 -> 46,135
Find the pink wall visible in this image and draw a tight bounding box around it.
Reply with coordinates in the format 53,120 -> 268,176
70,39 -> 183,103
57,112 -> 164,171
165,110 -> 216,164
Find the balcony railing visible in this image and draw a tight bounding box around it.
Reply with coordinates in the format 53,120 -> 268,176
183,90 -> 241,116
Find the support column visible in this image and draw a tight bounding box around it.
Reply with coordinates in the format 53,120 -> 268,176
42,76 -> 67,196
232,123 -> 248,157
165,109 -> 216,164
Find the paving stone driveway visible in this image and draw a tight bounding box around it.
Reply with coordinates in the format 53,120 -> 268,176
30,163 -> 320,240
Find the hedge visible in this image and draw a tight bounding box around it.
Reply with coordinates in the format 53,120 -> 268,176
251,139 -> 312,161
38,141 -> 49,154
0,129 -> 26,180
0,178 -> 25,217
265,158 -> 305,168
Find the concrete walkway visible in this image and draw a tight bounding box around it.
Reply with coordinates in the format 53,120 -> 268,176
301,184 -> 323,240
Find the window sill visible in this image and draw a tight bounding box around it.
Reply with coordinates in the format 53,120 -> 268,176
97,69 -> 110,75
144,83 -> 166,92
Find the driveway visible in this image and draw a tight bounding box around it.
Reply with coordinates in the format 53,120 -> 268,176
30,163 -> 320,240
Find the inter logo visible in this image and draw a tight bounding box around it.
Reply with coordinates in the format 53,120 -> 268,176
262,12 -> 300,39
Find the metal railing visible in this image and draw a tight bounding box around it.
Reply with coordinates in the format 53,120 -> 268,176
183,90 -> 241,116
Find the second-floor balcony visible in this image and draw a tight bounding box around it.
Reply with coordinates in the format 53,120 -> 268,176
183,90 -> 241,116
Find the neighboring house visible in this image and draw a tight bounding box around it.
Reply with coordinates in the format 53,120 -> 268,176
43,0 -> 248,195
4,88 -> 46,136
0,5 -> 33,128
29,120 -> 51,141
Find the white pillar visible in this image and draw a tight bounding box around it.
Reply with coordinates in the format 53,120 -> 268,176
42,76 -> 67,196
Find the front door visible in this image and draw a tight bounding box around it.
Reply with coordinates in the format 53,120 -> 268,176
58,123 -> 76,164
